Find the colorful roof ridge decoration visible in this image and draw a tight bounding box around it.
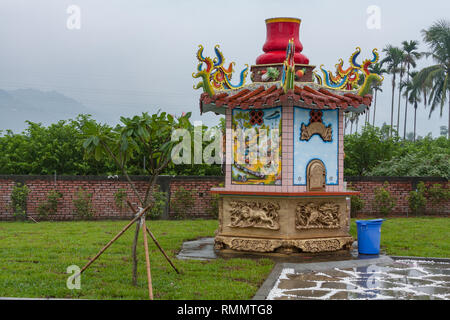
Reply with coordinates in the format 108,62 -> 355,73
199,83 -> 373,114
193,17 -> 384,114
281,39 -> 296,93
314,47 -> 384,95
192,45 -> 249,97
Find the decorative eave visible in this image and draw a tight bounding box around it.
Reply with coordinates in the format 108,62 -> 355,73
199,82 -> 372,115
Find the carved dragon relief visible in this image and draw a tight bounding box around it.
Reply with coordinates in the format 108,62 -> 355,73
227,200 -> 280,230
295,202 -> 340,229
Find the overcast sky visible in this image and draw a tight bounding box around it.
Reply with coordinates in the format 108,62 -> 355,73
0,0 -> 449,136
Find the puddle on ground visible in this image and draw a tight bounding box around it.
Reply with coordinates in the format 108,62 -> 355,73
268,259 -> 450,300
176,237 -> 376,263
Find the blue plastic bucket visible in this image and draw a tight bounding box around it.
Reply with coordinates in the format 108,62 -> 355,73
356,219 -> 385,254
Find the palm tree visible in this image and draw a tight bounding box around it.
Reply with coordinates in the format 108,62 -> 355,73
381,45 -> 404,137
400,78 -> 409,137
407,72 -> 423,141
402,71 -> 421,141
372,86 -> 383,127
415,20 -> 450,139
397,52 -> 406,137
368,62 -> 387,126
401,40 -> 422,139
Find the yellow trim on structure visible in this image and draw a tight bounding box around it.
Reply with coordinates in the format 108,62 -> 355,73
251,63 -> 315,68
265,17 -> 301,24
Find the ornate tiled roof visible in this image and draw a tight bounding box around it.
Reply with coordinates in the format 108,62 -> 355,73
200,83 -> 372,114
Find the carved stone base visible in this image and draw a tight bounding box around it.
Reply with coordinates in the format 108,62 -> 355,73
215,193 -> 353,254
215,235 -> 353,254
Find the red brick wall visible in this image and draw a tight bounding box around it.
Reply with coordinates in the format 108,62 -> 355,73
168,179 -> 222,219
346,178 -> 449,216
0,175 -> 223,221
0,175 -> 447,221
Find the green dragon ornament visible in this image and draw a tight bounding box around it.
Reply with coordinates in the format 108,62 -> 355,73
192,45 -> 248,97
314,47 -> 384,96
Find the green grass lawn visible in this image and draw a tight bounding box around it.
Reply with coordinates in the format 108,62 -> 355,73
0,217 -> 448,299
0,219 -> 273,300
350,217 -> 450,258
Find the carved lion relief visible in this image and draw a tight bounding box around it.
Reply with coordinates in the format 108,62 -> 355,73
295,202 -> 340,229
228,200 -> 280,230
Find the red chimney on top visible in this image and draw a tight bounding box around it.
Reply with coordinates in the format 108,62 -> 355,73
256,17 -> 309,65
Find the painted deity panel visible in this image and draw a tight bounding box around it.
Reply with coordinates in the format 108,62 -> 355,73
231,107 -> 282,185
293,107 -> 339,186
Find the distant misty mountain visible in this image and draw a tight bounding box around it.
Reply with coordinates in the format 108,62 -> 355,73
0,88 -> 91,133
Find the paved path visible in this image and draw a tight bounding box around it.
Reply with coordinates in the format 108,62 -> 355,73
177,237 -> 450,300
256,258 -> 450,300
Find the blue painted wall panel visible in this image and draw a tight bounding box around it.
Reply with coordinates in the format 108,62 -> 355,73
293,107 -> 339,185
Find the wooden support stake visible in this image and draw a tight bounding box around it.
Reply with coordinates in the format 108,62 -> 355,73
145,226 -> 180,274
75,203 -> 152,278
141,216 -> 153,300
27,216 -> 38,223
126,200 -> 180,274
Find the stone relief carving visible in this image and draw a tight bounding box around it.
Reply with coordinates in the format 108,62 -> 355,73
300,110 -> 332,142
300,121 -> 332,141
229,238 -> 280,252
298,239 -> 342,252
295,202 -> 340,229
214,236 -> 353,253
228,200 -> 280,230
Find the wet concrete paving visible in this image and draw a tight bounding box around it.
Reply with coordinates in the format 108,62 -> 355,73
266,259 -> 450,300
176,237 -> 450,300
177,237 -> 372,263
176,237 -> 218,260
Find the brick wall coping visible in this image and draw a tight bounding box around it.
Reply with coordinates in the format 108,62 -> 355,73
0,175 -> 447,182
0,175 -> 225,182
344,176 -> 447,182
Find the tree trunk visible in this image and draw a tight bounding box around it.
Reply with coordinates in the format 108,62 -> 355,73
390,74 -> 396,137
373,90 -> 377,127
397,69 -> 403,137
414,102 -> 417,142
101,142 -> 146,286
132,220 -> 141,286
403,97 -> 408,140
403,66 -> 410,140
